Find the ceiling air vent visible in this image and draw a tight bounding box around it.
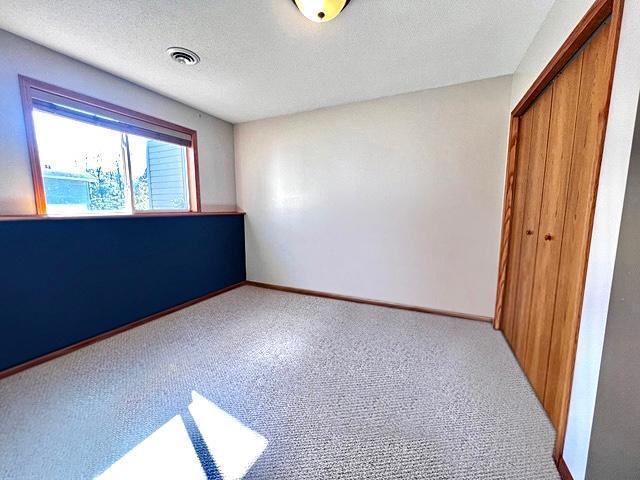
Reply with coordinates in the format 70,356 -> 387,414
166,47 -> 200,66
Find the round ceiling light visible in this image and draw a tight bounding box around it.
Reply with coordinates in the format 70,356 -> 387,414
292,0 -> 351,23
166,47 -> 200,66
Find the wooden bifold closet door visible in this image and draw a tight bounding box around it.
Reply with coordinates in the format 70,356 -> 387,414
500,14 -> 617,435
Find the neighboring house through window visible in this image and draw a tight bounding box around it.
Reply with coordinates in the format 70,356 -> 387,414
20,75 -> 200,216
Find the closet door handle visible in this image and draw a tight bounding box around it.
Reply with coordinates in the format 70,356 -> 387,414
545,233 -> 553,241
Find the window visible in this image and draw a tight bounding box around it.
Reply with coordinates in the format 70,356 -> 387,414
20,76 -> 200,216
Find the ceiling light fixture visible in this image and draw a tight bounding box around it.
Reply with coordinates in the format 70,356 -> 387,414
291,0 -> 351,23
166,47 -> 200,66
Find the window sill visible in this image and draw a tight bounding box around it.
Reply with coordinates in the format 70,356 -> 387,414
0,210 -> 245,221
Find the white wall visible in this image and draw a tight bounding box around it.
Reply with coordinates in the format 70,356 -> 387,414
510,1 -> 640,479
235,76 -> 512,318
565,1 -> 640,478
0,29 -> 236,215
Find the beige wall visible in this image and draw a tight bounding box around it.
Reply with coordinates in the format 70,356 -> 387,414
0,29 -> 236,215
235,75 -> 512,318
587,94 -> 640,480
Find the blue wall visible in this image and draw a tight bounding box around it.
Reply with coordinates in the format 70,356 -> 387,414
0,214 -> 245,371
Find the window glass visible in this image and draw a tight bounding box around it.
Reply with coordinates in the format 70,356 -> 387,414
128,135 -> 189,211
32,109 -> 189,215
33,110 -> 129,215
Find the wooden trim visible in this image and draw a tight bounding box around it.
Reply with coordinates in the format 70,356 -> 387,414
512,0 -> 614,117
0,281 -> 247,380
19,76 -> 46,214
493,0 -> 624,466
553,0 -> 625,462
0,211 -> 244,221
495,0 -> 620,335
556,456 -> 575,480
31,98 -> 192,147
0,279 -> 492,380
494,115 -> 520,330
247,281 -> 493,323
189,132 -> 202,212
18,75 -> 202,215
19,76 -> 196,135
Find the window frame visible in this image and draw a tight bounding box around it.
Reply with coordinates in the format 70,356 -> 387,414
19,75 -> 201,216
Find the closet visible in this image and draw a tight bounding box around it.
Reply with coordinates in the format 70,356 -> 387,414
494,0 -> 623,461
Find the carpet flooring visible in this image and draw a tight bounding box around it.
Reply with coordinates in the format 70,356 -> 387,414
0,286 -> 559,479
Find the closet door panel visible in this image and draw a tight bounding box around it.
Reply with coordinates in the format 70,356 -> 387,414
511,88 -> 553,365
523,53 -> 584,402
544,22 -> 612,428
502,110 -> 534,347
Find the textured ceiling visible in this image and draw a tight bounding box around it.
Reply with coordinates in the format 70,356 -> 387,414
0,0 -> 554,123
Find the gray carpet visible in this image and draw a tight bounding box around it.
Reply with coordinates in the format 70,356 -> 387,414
0,286 -> 559,479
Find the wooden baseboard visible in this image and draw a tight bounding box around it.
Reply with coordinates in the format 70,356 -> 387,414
1,280 -> 492,380
557,456 -> 574,480
246,281 -> 493,323
0,281 -> 247,380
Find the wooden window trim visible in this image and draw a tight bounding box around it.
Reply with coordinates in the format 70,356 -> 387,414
0,211 -> 245,222
19,75 -> 202,215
